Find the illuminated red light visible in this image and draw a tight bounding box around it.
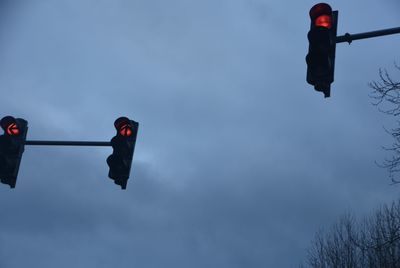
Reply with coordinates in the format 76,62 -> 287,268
310,3 -> 332,28
114,117 -> 135,137
315,15 -> 332,28
6,123 -> 20,136
119,124 -> 133,137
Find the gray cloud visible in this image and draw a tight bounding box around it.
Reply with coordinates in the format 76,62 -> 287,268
0,0 -> 399,267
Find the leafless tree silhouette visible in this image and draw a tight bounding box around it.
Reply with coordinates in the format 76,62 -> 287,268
369,64 -> 400,183
304,200 -> 400,267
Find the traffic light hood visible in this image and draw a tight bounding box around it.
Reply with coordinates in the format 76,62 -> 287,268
310,3 -> 333,29
1,116 -> 18,134
309,3 -> 332,21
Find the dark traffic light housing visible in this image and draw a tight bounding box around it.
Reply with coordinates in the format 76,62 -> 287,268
0,116 -> 28,188
306,3 -> 338,98
107,117 -> 139,189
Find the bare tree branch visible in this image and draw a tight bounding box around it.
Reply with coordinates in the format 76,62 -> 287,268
369,65 -> 400,183
305,200 -> 400,267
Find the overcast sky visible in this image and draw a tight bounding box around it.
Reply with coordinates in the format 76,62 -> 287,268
0,0 -> 399,267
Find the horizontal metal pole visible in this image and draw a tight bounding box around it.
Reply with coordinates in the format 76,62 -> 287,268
25,140 -> 111,146
336,27 -> 400,44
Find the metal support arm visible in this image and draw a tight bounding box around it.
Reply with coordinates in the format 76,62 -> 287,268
25,140 -> 111,146
336,26 -> 400,44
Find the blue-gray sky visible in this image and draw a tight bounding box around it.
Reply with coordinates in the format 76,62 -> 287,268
0,1 -> 399,267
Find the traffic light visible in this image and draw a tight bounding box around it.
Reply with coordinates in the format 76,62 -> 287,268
107,117 -> 138,189
0,116 -> 28,188
306,3 -> 338,98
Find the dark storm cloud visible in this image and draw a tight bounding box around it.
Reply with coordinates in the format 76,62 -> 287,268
0,0 -> 399,267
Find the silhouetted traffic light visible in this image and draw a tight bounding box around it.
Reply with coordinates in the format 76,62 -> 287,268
0,116 -> 28,188
107,117 -> 138,189
306,3 -> 338,98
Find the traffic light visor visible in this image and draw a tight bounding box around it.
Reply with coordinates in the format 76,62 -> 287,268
0,116 -> 20,136
114,117 -> 133,137
310,3 -> 332,28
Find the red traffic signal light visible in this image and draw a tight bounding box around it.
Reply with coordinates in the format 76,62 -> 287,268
114,117 -> 133,137
306,3 -> 338,98
310,3 -> 333,29
315,15 -> 332,29
0,116 -> 20,136
107,116 -> 139,189
6,123 -> 20,136
118,123 -> 133,137
0,116 -> 28,188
